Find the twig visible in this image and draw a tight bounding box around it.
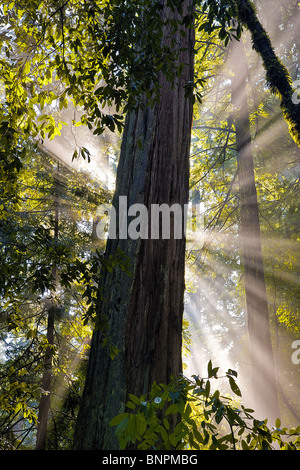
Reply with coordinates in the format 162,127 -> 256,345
49,0 -> 71,18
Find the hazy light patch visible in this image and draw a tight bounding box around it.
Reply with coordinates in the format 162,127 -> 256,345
184,259 -> 242,383
38,101 -> 119,190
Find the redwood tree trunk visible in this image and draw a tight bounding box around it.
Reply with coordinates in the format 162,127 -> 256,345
74,0 -> 195,450
230,40 -> 279,423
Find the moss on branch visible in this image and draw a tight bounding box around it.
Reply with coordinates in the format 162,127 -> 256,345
233,0 -> 300,146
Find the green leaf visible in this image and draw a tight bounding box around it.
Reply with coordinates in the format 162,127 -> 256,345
193,428 -> 203,444
163,418 -> 170,431
109,344 -> 120,360
205,379 -> 210,396
116,416 -> 130,442
126,401 -> 136,410
159,425 -> 169,447
241,440 -> 250,450
207,359 -> 213,377
110,413 -> 129,427
169,433 -> 177,447
23,61 -> 30,76
275,418 -> 281,429
165,403 -> 178,415
228,377 -> 242,397
183,403 -> 192,420
226,369 -> 238,378
128,394 -> 141,406
136,415 -> 147,437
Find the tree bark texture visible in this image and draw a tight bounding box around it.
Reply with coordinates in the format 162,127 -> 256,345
230,39 -> 279,423
74,0 -> 195,450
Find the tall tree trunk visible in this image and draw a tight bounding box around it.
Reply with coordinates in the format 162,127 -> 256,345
35,302 -> 55,450
74,0 -> 195,450
35,165 -> 59,450
230,39 -> 280,423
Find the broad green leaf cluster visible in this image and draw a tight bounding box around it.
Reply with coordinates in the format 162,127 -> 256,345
0,0 -> 196,142
110,361 -> 300,450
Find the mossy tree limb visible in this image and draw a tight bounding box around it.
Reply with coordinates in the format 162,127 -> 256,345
233,0 -> 300,146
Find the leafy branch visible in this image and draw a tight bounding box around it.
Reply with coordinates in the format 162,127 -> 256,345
110,361 -> 300,450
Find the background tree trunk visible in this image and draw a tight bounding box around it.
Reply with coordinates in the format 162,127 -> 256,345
35,302 -> 55,450
74,0 -> 195,450
230,39 -> 280,423
35,166 -> 59,449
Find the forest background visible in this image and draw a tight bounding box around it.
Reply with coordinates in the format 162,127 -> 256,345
0,0 -> 299,450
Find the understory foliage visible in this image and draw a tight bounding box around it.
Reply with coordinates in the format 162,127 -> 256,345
110,361 -> 300,451
0,145 -> 130,449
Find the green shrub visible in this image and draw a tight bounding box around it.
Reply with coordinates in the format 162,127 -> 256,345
110,361 -> 300,450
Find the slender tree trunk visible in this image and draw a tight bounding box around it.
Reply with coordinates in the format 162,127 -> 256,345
35,165 -> 59,450
35,302 -> 55,450
74,0 -> 195,450
230,40 -> 280,423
